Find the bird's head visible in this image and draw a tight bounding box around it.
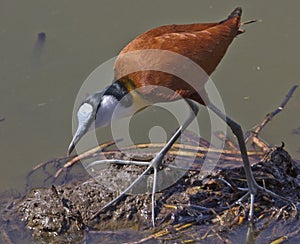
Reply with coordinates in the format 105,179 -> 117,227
67,91 -> 103,155
67,81 -> 133,155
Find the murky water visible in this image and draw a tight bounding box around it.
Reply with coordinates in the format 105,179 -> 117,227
1,0 -> 299,219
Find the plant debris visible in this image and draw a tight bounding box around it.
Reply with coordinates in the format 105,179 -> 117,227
4,145 -> 299,243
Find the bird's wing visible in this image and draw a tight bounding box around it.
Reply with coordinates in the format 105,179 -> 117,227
114,8 -> 242,105
115,8 -> 241,75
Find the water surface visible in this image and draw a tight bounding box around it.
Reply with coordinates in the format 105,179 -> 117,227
0,0 -> 299,196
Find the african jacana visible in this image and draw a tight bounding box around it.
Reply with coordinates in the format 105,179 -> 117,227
68,7 -> 290,226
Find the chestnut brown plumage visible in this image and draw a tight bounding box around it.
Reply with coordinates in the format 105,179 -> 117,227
115,7 -> 242,105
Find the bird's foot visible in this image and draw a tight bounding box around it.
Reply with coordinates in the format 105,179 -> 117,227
231,182 -> 296,222
87,156 -> 164,227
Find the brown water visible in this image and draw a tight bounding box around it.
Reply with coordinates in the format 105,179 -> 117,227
0,0 -> 299,201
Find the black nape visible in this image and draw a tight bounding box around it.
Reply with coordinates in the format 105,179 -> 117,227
104,81 -> 133,107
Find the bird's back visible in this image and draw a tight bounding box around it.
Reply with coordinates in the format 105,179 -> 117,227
114,7 -> 243,105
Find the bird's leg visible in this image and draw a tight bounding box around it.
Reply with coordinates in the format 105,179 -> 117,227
89,99 -> 199,226
208,103 -> 258,194
149,99 -> 199,169
207,103 -> 293,221
148,99 -> 199,225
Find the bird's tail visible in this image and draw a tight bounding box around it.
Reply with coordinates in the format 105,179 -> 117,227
219,7 -> 242,24
220,7 -> 257,35
228,7 -> 242,19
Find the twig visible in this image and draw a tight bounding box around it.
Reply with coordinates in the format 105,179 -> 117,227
26,157 -> 67,191
120,143 -> 261,156
32,157 -> 65,171
214,131 -> 238,151
124,222 -> 195,244
56,141 -> 264,177
54,140 -> 117,178
245,85 -> 298,146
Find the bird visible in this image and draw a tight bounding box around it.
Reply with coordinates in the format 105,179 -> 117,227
67,7 -> 291,226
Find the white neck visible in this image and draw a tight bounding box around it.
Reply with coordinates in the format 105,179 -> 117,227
95,95 -> 133,128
